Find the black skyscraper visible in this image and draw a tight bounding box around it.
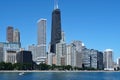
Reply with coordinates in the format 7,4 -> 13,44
50,1 -> 62,53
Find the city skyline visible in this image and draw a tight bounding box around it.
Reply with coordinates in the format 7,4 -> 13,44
0,0 -> 120,61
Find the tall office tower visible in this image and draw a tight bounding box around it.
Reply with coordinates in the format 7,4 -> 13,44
103,49 -> 114,70
13,29 -> 20,43
37,19 -> 46,57
50,0 -> 62,53
7,26 -> 13,42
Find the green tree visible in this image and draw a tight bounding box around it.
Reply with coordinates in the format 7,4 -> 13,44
38,63 -> 51,70
65,65 -> 73,70
4,63 -> 13,70
51,64 -> 56,70
13,63 -> 23,70
0,62 -> 5,70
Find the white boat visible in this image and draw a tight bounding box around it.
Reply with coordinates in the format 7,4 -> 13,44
19,72 -> 24,75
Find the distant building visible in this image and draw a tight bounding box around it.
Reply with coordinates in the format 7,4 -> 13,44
103,49 -> 114,70
117,57 -> 120,67
37,19 -> 47,64
76,51 -> 82,68
56,42 -> 66,66
47,53 -> 53,65
16,51 -> 32,64
70,44 -> 77,67
97,51 -> 103,70
0,47 -> 4,62
37,19 -> 46,46
0,42 -> 20,63
28,45 -> 47,65
50,2 -> 62,53
56,31 -> 66,66
72,41 -> 84,68
66,45 -> 72,65
7,26 -> 13,42
82,48 -> 91,68
72,41 -> 84,52
82,48 -> 103,69
90,49 -> 98,69
28,44 -> 37,61
52,54 -> 56,65
66,41 -> 83,67
29,19 -> 47,64
13,29 -> 20,43
61,56 -> 66,65
6,50 -> 17,64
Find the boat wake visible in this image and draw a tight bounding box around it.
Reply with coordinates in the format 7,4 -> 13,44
18,72 -> 24,76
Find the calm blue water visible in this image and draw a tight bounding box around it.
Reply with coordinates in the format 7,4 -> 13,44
0,72 -> 120,80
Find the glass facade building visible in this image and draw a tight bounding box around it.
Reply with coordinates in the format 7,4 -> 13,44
50,9 -> 62,53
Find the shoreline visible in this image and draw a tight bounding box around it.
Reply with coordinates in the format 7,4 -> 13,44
0,70 -> 120,73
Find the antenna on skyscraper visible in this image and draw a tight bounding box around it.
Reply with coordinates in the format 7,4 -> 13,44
54,0 -> 58,9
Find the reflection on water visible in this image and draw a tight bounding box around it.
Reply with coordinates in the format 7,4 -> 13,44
0,72 -> 120,80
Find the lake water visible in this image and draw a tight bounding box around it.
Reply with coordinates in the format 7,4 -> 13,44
0,72 -> 120,80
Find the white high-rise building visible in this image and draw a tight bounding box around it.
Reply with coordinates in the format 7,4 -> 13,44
37,18 -> 47,58
103,49 -> 114,70
56,31 -> 66,66
66,44 -> 76,67
56,42 -> 66,65
28,19 -> 47,64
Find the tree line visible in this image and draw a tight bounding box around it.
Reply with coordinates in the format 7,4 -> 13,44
0,62 -> 101,70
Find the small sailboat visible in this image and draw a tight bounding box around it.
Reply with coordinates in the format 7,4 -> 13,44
19,72 -> 24,75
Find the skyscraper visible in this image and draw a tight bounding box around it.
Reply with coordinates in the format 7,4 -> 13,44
13,29 -> 20,43
103,49 -> 114,70
37,19 -> 46,46
37,19 -> 46,57
50,0 -> 62,53
7,26 -> 13,42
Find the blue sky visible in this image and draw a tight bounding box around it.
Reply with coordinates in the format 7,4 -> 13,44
0,0 -> 120,62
